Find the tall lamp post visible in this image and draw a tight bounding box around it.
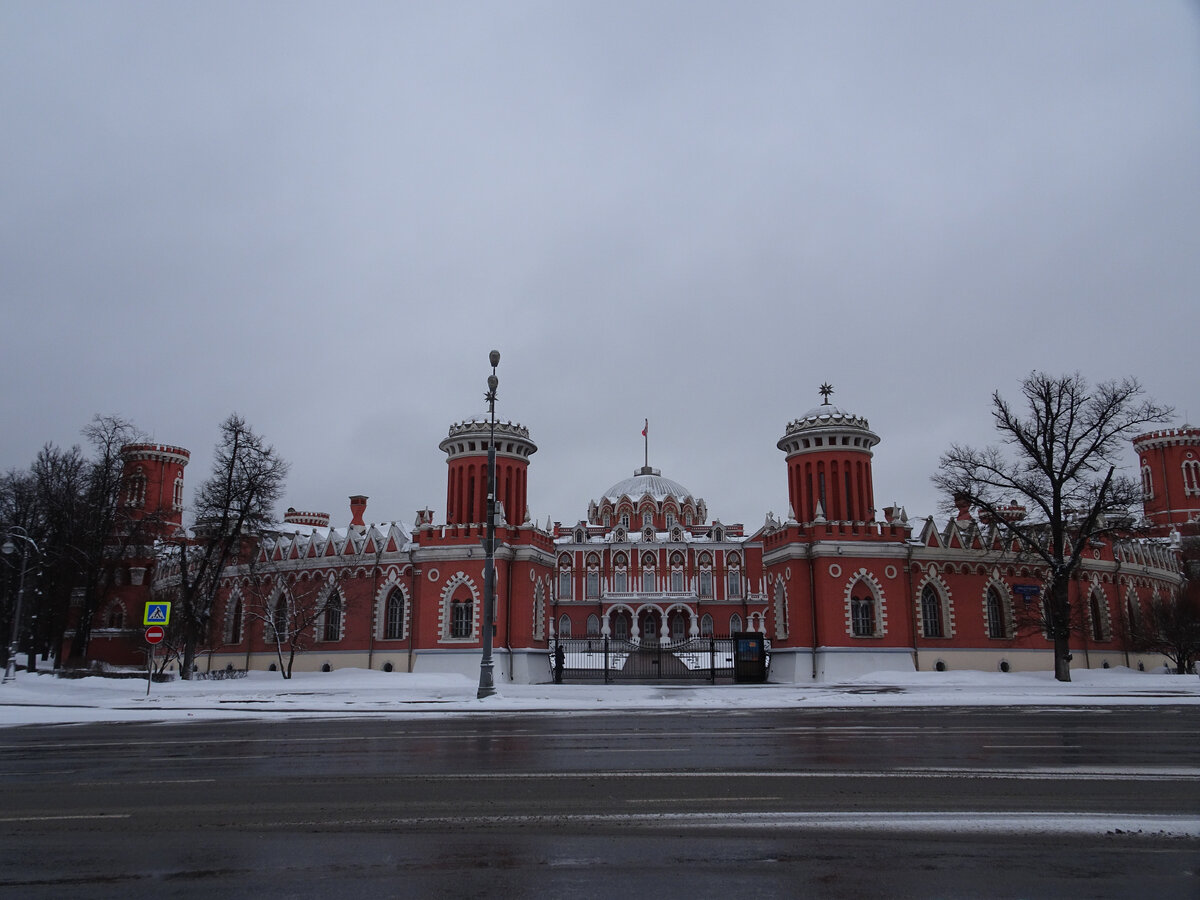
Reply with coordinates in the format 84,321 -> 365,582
2,527 -> 39,684
478,349 -> 500,699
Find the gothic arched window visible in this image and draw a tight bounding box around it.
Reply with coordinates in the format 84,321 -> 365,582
921,584 -> 943,638
385,588 -> 406,640
986,586 -> 1009,639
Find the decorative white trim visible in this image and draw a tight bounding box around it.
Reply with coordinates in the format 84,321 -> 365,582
374,576 -> 409,641
439,571 -> 480,642
844,568 -> 886,637
915,572 -> 955,638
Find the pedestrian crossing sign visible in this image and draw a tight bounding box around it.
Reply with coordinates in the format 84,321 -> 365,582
143,602 -> 171,626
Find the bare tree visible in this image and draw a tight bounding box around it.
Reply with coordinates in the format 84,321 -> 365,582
1129,537 -> 1200,675
169,415 -> 288,679
242,571 -> 347,679
934,372 -> 1172,682
68,415 -> 145,661
1,416 -> 151,671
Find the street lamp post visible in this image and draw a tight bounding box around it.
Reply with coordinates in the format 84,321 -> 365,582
2,527 -> 39,684
478,349 -> 500,699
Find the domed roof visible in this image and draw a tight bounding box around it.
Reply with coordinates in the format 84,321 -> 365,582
784,402 -> 872,433
602,469 -> 694,504
797,403 -> 852,421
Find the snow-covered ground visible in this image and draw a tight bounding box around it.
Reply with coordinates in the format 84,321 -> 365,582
1,666 -> 1197,727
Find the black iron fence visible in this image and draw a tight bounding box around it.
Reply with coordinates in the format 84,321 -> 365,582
551,635 -> 742,683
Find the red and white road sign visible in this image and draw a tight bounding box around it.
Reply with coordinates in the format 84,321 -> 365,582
145,625 -> 165,644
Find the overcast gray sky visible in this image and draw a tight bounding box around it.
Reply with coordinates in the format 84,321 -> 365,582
3,1 -> 1198,532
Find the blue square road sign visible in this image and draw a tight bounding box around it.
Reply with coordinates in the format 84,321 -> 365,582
143,602 -> 171,625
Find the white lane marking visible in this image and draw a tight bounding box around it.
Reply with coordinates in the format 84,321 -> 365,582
243,811 -> 1200,837
0,814 -> 131,823
9,726 -> 1195,751
624,796 -> 783,804
406,767 -> 1200,781
75,778 -> 217,786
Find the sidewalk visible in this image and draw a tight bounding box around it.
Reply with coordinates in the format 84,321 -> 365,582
1,666 -> 1197,727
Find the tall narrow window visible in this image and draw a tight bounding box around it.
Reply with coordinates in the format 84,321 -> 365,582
557,614 -> 572,638
851,593 -> 875,636
229,595 -> 242,644
586,614 -> 600,637
700,613 -> 714,637
127,470 -> 146,508
986,587 -> 1007,639
727,568 -> 742,599
698,569 -> 712,598
1183,460 -> 1200,496
1141,464 -> 1154,500
385,588 -> 405,640
921,584 -> 943,638
730,613 -> 743,634
642,566 -> 656,593
614,567 -> 628,593
586,567 -> 600,599
558,564 -> 572,599
451,597 -> 472,638
1090,591 -> 1107,641
272,594 -> 289,642
671,568 -> 684,592
323,591 -> 342,642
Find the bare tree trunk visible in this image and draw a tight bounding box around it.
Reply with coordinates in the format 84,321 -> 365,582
1050,577 -> 1072,682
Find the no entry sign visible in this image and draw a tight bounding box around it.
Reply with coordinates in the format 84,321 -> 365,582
145,625 -> 165,645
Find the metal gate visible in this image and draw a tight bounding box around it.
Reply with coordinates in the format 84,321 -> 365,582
551,635 -> 738,683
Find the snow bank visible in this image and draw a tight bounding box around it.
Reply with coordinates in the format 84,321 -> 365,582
0,666 -> 1196,728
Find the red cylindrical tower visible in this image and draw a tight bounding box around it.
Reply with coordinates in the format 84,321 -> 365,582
777,400 -> 879,527
438,417 -> 537,526
1132,426 -> 1200,537
118,443 -> 190,531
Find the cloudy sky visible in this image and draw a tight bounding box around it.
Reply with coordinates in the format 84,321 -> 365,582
2,1 -> 1198,533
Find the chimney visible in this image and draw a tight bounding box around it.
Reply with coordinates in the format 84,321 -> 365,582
349,495 -> 368,531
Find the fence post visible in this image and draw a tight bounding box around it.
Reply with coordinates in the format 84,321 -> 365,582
604,635 -> 610,685
709,638 -> 716,684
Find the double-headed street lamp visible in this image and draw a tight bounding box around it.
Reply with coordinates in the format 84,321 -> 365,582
2,526 -> 39,684
478,349 -> 500,699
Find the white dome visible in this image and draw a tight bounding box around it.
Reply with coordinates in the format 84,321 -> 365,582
797,403 -> 851,421
602,472 -> 694,504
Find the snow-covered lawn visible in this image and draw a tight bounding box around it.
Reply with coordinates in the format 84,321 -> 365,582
0,666 -> 1196,727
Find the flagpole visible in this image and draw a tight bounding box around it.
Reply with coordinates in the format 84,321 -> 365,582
643,419 -> 648,469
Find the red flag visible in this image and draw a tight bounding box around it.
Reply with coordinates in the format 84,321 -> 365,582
641,419 -> 647,437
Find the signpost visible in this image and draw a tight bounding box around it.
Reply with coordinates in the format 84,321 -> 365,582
143,602 -> 171,696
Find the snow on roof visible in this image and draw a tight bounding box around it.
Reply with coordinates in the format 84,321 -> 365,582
601,472 -> 696,504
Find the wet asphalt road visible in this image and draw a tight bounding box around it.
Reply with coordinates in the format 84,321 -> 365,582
0,705 -> 1197,898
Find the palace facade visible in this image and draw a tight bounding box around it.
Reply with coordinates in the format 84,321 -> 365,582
73,396 -> 1196,681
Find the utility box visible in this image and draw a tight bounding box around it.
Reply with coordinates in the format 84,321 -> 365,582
732,632 -> 768,683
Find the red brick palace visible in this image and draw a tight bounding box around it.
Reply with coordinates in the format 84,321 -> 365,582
72,395 -> 1195,681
